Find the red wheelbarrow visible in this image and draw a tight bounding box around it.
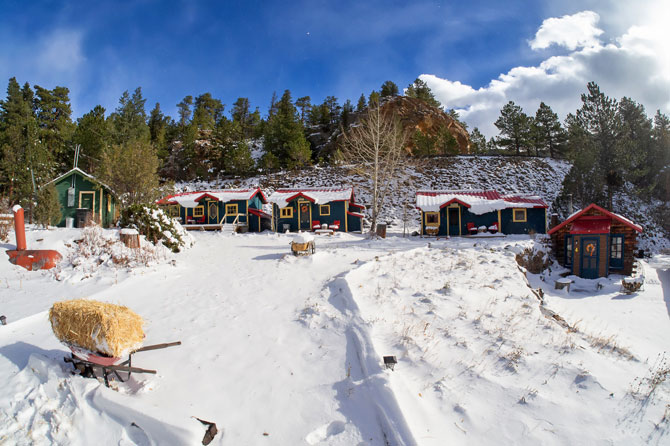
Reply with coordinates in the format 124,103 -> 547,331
64,341 -> 181,387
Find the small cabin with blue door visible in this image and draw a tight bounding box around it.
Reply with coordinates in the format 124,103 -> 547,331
415,190 -> 548,237
46,167 -> 118,228
157,188 -> 270,232
268,188 -> 365,233
548,203 -> 642,278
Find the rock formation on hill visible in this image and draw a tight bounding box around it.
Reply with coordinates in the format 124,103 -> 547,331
308,96 -> 470,158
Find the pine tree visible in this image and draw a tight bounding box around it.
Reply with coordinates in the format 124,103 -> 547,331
405,78 -> 441,108
177,95 -> 193,126
356,94 -> 367,112
0,78 -> 52,213
110,87 -> 150,144
34,183 -> 62,227
368,90 -> 380,107
263,90 -> 311,168
341,99 -> 354,129
73,105 -> 110,173
533,102 -> 566,158
575,82 -> 624,209
295,96 -> 311,124
34,85 -> 75,169
469,127 -> 488,154
618,97 -> 652,192
148,103 -> 170,162
494,101 -> 532,156
380,81 -> 399,98
193,93 -> 224,129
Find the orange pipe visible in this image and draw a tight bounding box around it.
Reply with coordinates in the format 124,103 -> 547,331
12,206 -> 27,251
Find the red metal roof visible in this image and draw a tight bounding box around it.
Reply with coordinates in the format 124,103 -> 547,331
502,195 -> 548,208
569,217 -> 611,234
157,188 -> 267,205
547,203 -> 643,235
248,208 -> 272,219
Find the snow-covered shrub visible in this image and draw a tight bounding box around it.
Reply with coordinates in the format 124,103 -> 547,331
119,204 -> 193,253
68,226 -> 167,274
515,246 -> 550,274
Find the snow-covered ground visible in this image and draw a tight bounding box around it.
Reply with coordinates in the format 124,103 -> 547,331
1,227 -> 669,445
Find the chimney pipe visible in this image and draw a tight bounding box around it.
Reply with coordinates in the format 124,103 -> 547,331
12,205 -> 27,251
567,194 -> 573,215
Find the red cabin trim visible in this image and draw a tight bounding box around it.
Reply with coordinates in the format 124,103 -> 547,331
548,203 -> 642,235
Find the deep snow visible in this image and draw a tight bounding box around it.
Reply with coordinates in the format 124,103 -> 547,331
0,227 -> 669,445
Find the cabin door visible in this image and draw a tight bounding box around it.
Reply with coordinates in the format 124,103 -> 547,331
448,207 -> 460,236
298,200 -> 311,230
580,237 -> 600,279
208,202 -> 219,224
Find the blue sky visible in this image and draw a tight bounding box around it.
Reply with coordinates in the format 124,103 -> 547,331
1,1 -> 668,136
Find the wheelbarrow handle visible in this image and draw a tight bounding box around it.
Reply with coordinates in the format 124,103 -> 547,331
134,341 -> 182,353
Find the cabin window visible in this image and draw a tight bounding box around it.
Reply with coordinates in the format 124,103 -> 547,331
167,205 -> 179,217
320,205 -> 330,216
225,204 -> 238,216
565,235 -> 573,266
280,207 -> 293,218
513,208 -> 527,222
194,206 -> 204,217
610,235 -> 624,269
425,212 -> 439,226
67,187 -> 75,207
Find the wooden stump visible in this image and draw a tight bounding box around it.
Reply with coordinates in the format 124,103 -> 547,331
120,229 -> 140,249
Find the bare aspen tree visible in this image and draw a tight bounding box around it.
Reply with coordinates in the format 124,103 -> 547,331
340,104 -> 407,234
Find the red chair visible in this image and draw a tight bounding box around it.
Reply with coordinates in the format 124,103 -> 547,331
488,222 -> 498,233
330,220 -> 340,231
312,220 -> 321,230
466,222 -> 478,235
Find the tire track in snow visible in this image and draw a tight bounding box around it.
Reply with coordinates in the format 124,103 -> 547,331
327,274 -> 417,446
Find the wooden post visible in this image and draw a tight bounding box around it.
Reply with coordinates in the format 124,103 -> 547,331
120,228 -> 140,249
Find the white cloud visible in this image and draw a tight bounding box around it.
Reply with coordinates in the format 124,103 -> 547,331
530,11 -> 603,50
423,3 -> 670,139
37,29 -> 85,75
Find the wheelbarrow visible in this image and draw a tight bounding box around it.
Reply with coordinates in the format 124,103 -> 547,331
291,240 -> 315,256
64,341 -> 181,387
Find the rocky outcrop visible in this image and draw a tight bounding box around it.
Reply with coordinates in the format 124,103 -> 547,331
312,96 -> 470,158
379,96 -> 470,155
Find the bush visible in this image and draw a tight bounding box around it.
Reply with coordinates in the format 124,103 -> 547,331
515,247 -> 550,274
119,204 -> 192,253
35,184 -> 63,228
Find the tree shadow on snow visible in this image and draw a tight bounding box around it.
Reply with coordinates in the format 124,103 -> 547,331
0,341 -> 65,370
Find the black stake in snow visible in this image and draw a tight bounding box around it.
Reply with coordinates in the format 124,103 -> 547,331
383,356 -> 397,371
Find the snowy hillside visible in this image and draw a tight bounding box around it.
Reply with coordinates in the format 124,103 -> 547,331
1,228 -> 669,445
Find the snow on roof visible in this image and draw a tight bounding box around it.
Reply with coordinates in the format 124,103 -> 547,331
415,190 -> 546,215
159,188 -> 266,208
44,167 -> 116,195
268,188 -> 355,207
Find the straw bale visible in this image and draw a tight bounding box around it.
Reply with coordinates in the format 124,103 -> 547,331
49,299 -> 144,357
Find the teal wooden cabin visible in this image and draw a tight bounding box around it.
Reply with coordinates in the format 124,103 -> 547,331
268,188 -> 365,233
45,167 -> 118,228
157,188 -> 270,232
416,190 -> 548,237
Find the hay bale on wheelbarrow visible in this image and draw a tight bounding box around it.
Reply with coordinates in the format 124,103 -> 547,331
49,299 -> 144,358
291,232 -> 315,256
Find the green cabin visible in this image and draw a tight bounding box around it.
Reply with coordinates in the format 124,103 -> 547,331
268,188 -> 365,233
416,190 -> 548,237
45,167 -> 118,228
157,188 -> 270,232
